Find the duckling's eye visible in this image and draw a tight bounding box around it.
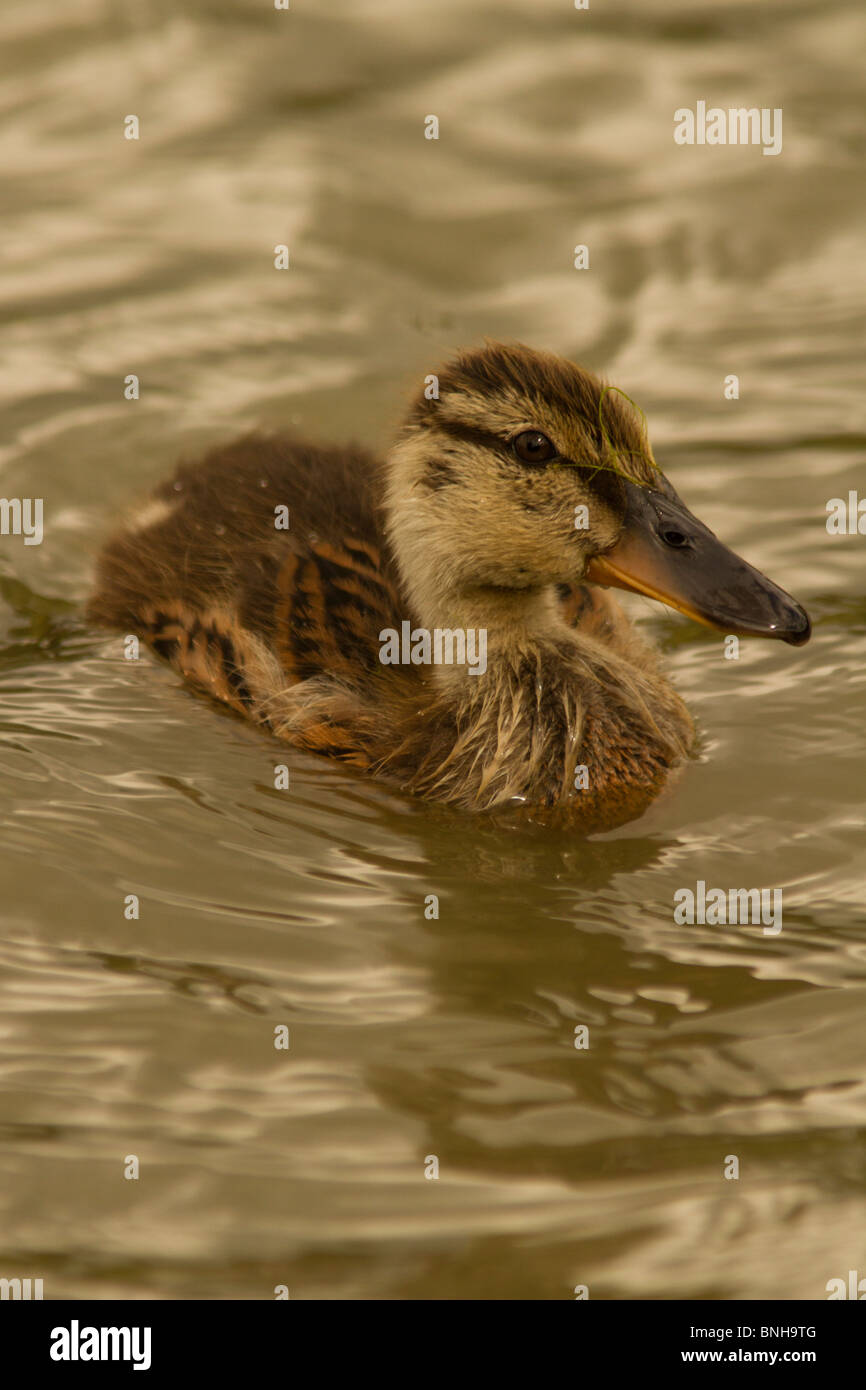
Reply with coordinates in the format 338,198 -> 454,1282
512,430 -> 556,465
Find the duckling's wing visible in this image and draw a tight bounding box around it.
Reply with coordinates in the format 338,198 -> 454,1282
89,433 -> 409,740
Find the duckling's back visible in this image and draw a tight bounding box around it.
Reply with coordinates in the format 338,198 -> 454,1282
89,433 -> 410,738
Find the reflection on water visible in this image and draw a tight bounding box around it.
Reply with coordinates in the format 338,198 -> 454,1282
0,0 -> 865,1298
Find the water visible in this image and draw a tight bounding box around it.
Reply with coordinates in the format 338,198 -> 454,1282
1,0 -> 864,1299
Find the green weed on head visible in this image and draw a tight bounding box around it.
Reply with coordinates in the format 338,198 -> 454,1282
589,384 -> 660,487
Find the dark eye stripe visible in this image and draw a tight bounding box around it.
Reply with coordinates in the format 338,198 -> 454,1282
434,418 -> 516,457
424,416 -> 627,510
435,418 -> 569,470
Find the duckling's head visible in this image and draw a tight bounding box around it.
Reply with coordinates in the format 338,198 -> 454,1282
384,342 -> 810,645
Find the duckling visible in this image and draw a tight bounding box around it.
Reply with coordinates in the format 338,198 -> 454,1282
88,343 -> 810,832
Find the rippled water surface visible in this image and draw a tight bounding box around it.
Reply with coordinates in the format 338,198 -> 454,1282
1,0 -> 864,1299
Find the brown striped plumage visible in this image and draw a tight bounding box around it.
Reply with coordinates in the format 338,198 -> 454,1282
89,343 -> 707,831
